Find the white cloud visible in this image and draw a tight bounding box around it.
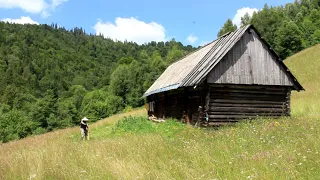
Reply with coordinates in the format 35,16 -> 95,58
0,0 -> 68,17
232,7 -> 258,27
94,17 -> 167,44
0,0 -> 47,13
186,34 -> 198,44
1,16 -> 39,25
51,0 -> 68,8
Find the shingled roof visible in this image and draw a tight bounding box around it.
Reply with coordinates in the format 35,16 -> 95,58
143,25 -> 303,97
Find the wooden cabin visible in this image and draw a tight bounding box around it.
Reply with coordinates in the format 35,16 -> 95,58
143,25 -> 303,126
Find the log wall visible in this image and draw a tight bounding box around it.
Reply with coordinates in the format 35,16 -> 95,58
205,84 -> 291,125
148,84 -> 292,126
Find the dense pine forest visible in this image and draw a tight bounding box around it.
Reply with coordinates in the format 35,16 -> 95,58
1,0 -> 320,142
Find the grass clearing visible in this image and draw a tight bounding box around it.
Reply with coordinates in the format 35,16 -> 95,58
1,115 -> 319,179
0,45 -> 320,179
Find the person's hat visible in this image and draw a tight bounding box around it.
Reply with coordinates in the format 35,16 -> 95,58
82,117 -> 89,121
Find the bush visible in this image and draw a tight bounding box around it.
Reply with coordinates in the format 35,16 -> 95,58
0,110 -> 37,142
123,106 -> 133,113
32,127 -> 47,135
80,89 -> 124,120
111,116 -> 186,138
111,116 -> 154,135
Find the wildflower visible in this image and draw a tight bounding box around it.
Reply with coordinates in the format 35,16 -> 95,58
29,174 -> 36,180
307,149 -> 312,153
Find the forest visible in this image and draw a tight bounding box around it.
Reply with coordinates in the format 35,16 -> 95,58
1,0 -> 320,142
0,23 -> 194,142
218,0 -> 320,59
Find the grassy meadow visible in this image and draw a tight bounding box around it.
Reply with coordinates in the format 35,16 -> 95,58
0,45 -> 320,179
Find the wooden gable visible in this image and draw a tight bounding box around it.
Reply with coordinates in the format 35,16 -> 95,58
207,28 -> 294,87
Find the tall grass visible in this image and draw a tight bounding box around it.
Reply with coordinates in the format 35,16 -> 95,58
0,114 -> 319,179
285,44 -> 320,117
0,46 -> 320,179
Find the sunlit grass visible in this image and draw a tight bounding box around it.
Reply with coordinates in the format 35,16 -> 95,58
1,114 -> 319,179
1,45 -> 320,179
286,44 -> 320,117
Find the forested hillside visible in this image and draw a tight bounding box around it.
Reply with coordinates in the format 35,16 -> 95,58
0,22 -> 194,142
218,0 -> 320,59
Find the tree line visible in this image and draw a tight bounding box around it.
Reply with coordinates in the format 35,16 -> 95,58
218,0 -> 320,59
0,22 -> 194,142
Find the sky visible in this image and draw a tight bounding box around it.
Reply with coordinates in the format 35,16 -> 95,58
0,0 -> 294,46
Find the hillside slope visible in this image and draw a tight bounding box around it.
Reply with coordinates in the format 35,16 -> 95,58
0,45 -> 319,179
285,44 -> 320,117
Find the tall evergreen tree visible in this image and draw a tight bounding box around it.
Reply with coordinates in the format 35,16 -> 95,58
240,12 -> 251,27
217,19 -> 237,37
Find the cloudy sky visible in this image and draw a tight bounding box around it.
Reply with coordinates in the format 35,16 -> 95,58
0,0 -> 293,46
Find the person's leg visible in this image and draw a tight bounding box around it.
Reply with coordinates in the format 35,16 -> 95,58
80,128 -> 85,140
84,130 -> 88,140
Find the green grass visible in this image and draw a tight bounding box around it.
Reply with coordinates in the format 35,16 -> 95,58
1,115 -> 318,179
286,44 -> 320,117
0,45 -> 320,179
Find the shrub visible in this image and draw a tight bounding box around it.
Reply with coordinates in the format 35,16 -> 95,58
111,116 -> 186,138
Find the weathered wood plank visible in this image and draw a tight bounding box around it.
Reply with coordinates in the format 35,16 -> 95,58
207,29 -> 294,87
208,115 -> 281,119
209,103 -> 284,108
207,111 -> 284,116
210,96 -> 285,102
210,92 -> 286,99
209,107 -> 285,113
209,84 -> 287,91
286,89 -> 291,116
210,88 -> 286,95
210,99 -> 285,105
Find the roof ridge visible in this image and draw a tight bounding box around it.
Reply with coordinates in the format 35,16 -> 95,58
180,25 -> 251,87
167,40 -> 216,67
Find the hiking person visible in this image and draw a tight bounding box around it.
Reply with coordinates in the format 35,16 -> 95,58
80,117 -> 89,140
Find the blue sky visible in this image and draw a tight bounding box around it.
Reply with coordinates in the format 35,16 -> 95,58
0,0 -> 293,46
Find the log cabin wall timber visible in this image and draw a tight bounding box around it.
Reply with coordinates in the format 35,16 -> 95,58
205,84 -> 291,126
